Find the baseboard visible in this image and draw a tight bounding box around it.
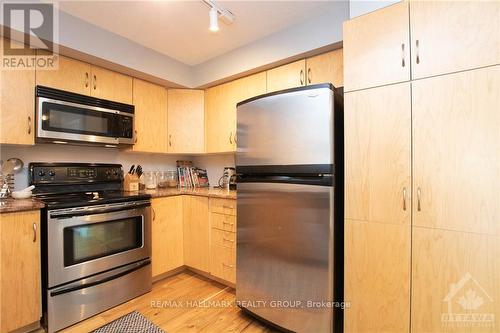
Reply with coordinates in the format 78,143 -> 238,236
185,266 -> 235,289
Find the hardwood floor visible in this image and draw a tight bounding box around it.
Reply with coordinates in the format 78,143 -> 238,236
59,271 -> 277,333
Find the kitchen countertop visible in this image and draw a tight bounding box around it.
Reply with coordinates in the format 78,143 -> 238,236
140,187 -> 237,200
0,198 -> 45,214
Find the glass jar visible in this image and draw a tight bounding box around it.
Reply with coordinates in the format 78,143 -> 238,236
144,171 -> 157,189
157,171 -> 169,188
165,170 -> 178,188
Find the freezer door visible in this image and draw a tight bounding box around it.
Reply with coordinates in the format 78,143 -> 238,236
236,182 -> 335,333
236,85 -> 334,166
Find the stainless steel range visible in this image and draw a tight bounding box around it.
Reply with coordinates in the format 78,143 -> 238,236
30,163 -> 152,333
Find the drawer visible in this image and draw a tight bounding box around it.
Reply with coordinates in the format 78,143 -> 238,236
210,198 -> 237,216
211,228 -> 236,249
211,213 -> 237,232
210,244 -> 236,284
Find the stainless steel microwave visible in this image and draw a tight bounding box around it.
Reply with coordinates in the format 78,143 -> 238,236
35,86 -> 135,147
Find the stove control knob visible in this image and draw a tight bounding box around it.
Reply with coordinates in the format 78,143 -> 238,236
48,170 -> 56,177
38,170 -> 46,177
105,170 -> 111,176
112,169 -> 118,176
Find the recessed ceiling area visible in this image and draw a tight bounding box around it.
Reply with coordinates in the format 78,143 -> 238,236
58,0 -> 335,66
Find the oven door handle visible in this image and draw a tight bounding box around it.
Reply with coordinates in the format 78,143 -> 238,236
50,202 -> 151,219
50,259 -> 151,297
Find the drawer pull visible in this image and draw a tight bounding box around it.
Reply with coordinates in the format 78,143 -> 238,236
222,263 -> 234,268
223,222 -> 234,226
222,205 -> 234,209
222,237 -> 234,242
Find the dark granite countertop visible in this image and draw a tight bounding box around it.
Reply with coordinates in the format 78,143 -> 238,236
0,198 -> 45,214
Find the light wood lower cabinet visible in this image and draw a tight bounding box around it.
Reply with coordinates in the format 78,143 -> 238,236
0,38 -> 35,145
345,220 -> 410,333
266,59 -> 306,93
0,210 -> 41,332
411,227 -> 500,333
209,243 -> 236,284
183,195 -> 209,272
151,197 -> 184,278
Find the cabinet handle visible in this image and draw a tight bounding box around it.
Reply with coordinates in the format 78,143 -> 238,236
93,74 -> 97,90
134,130 -> 138,144
229,132 -> 233,144
222,205 -> 234,209
402,187 -> 407,211
33,223 -> 37,242
222,237 -> 234,243
415,40 -> 420,64
27,116 -> 32,135
152,208 -> 156,221
169,134 -> 172,147
234,133 -> 237,144
85,72 -> 89,87
401,43 -> 405,67
223,221 -> 234,226
307,68 -> 312,84
222,263 -> 235,268
300,69 -> 304,85
417,187 -> 421,211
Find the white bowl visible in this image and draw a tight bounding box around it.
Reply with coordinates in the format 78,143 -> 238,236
11,191 -> 32,199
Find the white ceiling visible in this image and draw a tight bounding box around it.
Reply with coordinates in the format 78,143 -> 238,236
58,0 -> 335,66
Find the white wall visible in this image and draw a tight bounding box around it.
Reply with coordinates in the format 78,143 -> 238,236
349,0 -> 400,19
0,145 -> 232,190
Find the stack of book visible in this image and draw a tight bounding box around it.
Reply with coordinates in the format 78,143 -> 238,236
176,160 -> 209,188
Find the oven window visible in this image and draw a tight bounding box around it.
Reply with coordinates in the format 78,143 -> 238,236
41,102 -> 117,137
63,217 -> 143,266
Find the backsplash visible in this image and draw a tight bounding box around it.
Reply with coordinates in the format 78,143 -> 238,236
0,144 -> 234,190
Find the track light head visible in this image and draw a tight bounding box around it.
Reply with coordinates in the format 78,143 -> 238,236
209,7 -> 219,32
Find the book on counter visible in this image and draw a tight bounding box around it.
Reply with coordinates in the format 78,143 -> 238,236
176,160 -> 209,188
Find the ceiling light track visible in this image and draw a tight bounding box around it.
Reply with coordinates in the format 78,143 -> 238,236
202,0 -> 235,32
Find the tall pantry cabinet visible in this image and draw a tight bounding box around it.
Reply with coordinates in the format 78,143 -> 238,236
343,1 -> 500,332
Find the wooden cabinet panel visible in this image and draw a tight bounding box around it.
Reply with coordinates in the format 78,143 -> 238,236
151,197 -> 184,277
205,72 -> 265,153
412,66 -> 499,235
410,1 -> 500,80
344,220 -> 410,333
0,211 -> 41,332
36,54 -> 91,95
183,196 -> 210,272
131,79 -> 168,153
210,213 -> 236,233
266,60 -> 306,93
411,227 -> 500,333
210,243 -> 236,284
0,38 -> 35,145
210,198 -> 237,216
90,66 -> 133,104
306,49 -> 343,87
343,2 -> 410,92
345,83 -> 411,225
211,228 -> 236,249
167,89 -> 204,153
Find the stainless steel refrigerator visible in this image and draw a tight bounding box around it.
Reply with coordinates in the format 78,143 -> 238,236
236,84 -> 344,333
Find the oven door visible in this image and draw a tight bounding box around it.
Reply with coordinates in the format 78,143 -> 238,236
47,201 -> 151,288
36,97 -> 134,145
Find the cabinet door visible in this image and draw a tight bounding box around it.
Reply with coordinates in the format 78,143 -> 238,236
210,243 -> 236,284
183,196 -> 210,272
1,211 -> 41,332
151,197 -> 184,277
131,79 -> 168,153
0,38 -> 35,145
343,2 -> 410,92
167,89 -> 204,153
345,83 -> 411,225
412,227 -> 500,333
90,66 -> 133,104
36,54 -> 91,95
410,1 -> 500,80
266,59 -> 306,93
345,220 -> 410,333
306,49 -> 343,87
412,66 -> 499,236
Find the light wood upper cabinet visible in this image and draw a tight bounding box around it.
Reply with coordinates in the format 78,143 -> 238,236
36,54 -> 91,95
345,220 -> 410,333
131,79 -> 168,153
0,38 -> 35,145
183,196 -> 210,272
151,197 -> 184,278
266,59 -> 306,93
205,72 -> 266,153
410,1 -> 500,80
90,66 -> 133,104
167,89 -> 204,153
345,82 -> 411,225
411,227 -> 500,333
0,210 -> 41,332
412,66 -> 499,236
306,49 -> 343,87
343,1 -> 410,92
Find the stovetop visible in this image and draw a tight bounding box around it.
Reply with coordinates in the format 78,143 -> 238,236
35,190 -> 151,210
